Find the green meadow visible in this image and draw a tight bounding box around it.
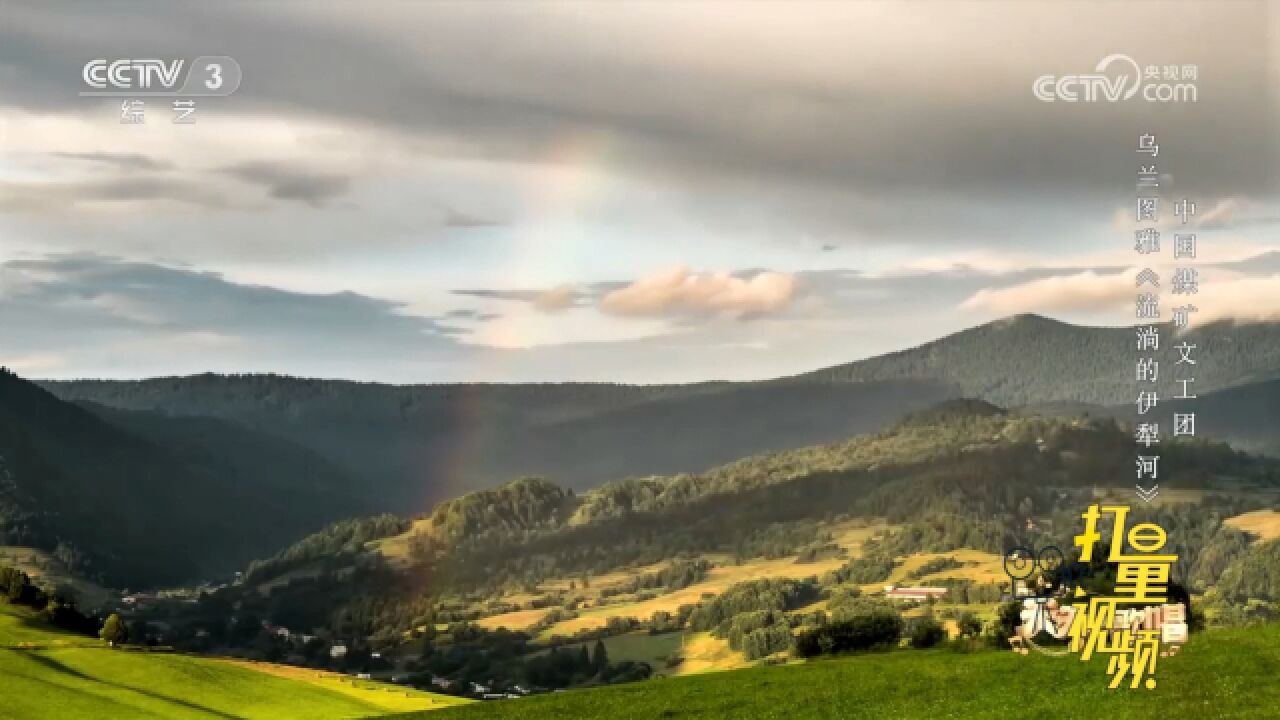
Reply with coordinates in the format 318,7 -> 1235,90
423,625 -> 1277,720
0,606 -> 468,719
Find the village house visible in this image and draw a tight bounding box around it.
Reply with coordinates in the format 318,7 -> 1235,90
430,675 -> 453,690
330,644 -> 348,659
120,592 -> 155,610
882,585 -> 948,602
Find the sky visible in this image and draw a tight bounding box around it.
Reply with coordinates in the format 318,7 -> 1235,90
1,0 -> 1278,383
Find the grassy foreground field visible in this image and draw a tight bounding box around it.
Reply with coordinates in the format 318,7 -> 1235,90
0,606 -> 468,719
420,624 -> 1277,720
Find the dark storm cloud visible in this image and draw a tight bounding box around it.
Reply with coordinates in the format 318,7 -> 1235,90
220,161 -> 352,208
3,1 -> 1275,246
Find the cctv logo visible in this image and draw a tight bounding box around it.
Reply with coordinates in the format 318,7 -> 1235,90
83,59 -> 186,91
1033,54 -> 1198,103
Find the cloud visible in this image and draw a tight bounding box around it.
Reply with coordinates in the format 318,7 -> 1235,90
1108,197 -> 1270,235
221,161 -> 353,207
0,254 -> 471,379
531,285 -> 578,312
0,111 -> 388,224
2,2 -> 1275,249
883,251 -> 1035,278
960,270 -> 1135,315
1220,251 -> 1280,275
51,151 -> 174,171
0,352 -> 66,373
1191,198 -> 1280,232
0,176 -> 233,213
452,285 -> 585,312
444,308 -> 500,322
452,288 -> 539,303
600,266 -> 796,319
1190,275 -> 1280,325
960,264 -> 1280,326
443,206 -> 503,228
1196,198 -> 1244,229
0,2 -> 1277,383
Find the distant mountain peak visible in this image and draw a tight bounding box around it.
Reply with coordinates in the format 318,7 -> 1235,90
991,313 -> 1063,329
794,313 -> 1280,407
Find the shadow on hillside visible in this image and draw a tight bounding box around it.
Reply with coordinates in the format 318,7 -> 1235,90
20,651 -> 241,719
9,615 -> 97,647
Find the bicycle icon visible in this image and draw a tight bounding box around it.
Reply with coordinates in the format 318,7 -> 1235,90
1003,545 -> 1076,657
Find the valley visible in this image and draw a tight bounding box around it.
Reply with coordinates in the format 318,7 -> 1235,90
94,397 -> 1280,704
4,316 -> 1280,716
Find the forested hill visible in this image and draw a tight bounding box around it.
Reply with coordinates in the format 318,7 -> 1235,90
247,399 -> 1280,594
0,368 -> 369,588
1019,377 -> 1280,458
41,315 -> 1280,514
791,314 -> 1280,406
43,375 -> 956,510
226,399 -> 1280,665
1166,378 -> 1280,457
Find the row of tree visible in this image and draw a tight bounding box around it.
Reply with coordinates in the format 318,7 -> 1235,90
0,564 -> 106,639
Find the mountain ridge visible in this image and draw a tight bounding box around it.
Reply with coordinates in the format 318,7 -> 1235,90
0,368 -> 370,587
39,315 -> 1280,516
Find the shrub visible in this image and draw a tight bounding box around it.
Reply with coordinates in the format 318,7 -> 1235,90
909,617 -> 946,649
956,611 -> 983,638
794,610 -> 902,658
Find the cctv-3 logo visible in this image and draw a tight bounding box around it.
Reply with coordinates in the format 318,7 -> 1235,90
81,57 -> 240,96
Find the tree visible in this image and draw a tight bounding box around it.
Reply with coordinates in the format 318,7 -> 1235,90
591,639 -> 609,675
995,600 -> 1022,637
956,611 -> 983,639
794,609 -> 903,658
100,613 -> 128,646
1,566 -> 33,604
909,617 -> 946,649
986,600 -> 1024,648
128,619 -> 153,646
